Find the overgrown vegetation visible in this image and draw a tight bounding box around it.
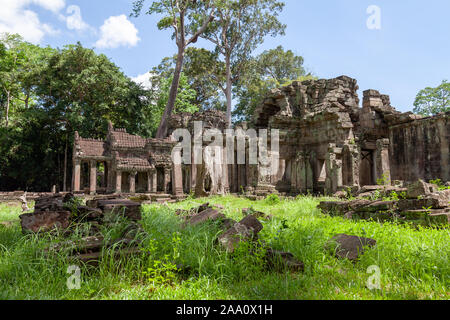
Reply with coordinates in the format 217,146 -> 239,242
0,196 -> 448,300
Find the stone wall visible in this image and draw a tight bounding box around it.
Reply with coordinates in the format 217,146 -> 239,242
389,112 -> 450,183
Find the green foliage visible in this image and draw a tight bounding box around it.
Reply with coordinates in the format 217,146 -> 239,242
265,193 -> 281,205
143,258 -> 178,287
370,190 -> 382,201
0,196 -> 449,299
413,80 -> 450,116
0,36 -> 157,191
200,0 -> 287,123
63,197 -> 84,218
376,172 -> 391,186
429,179 -> 450,191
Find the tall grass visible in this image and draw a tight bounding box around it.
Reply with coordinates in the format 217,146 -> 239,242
0,196 -> 448,300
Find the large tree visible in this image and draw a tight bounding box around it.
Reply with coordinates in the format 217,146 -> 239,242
152,47 -> 226,111
234,45 -> 314,122
199,0 -> 286,127
413,80 -> 450,116
0,39 -> 157,192
132,0 -> 217,138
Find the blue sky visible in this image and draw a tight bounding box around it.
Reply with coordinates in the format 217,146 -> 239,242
1,0 -> 449,112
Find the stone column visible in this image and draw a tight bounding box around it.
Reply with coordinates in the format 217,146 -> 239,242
129,171 -> 137,194
147,171 -> 153,193
73,159 -> 81,192
222,147 -> 230,193
89,160 -> 97,195
172,165 -> 184,196
325,145 -> 343,194
151,170 -> 158,193
116,171 -> 122,194
376,138 -> 391,185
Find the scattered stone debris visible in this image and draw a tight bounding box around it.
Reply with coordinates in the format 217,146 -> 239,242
98,199 -> 142,221
20,210 -> 71,233
265,249 -> 305,272
18,194 -> 144,266
178,204 -> 304,273
183,208 -> 227,228
19,192 -> 30,212
242,208 -> 267,219
326,234 -> 377,261
319,180 -> 450,227
406,179 -> 438,199
218,215 -> 264,253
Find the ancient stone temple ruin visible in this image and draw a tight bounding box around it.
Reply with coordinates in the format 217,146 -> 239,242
72,75 -> 450,197
72,122 -> 176,195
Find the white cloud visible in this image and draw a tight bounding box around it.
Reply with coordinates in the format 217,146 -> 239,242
95,15 -> 140,49
32,0 -> 65,13
0,0 -> 64,44
132,72 -> 156,90
64,5 -> 89,31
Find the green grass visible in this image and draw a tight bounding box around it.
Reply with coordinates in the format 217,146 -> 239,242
0,196 -> 448,300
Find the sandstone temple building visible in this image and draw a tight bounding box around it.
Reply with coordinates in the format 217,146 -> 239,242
72,76 -> 450,197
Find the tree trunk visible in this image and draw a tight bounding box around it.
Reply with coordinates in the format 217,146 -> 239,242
225,55 -> 233,129
156,47 -> 185,139
5,91 -> 10,128
63,137 -> 68,192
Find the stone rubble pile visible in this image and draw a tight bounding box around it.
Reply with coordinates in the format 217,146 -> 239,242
19,194 -> 144,265
178,203 -> 305,273
319,180 -> 450,226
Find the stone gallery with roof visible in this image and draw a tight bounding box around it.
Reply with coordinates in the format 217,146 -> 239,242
72,76 -> 449,197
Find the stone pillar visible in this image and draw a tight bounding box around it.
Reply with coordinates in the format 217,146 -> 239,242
172,165 -> 184,196
129,171 -> 137,194
73,159 -> 81,192
297,153 -> 307,193
148,169 -> 157,193
325,145 -> 343,194
222,147 -> 230,193
376,138 -> 391,185
89,160 -> 97,195
116,171 -> 122,194
164,168 -> 171,194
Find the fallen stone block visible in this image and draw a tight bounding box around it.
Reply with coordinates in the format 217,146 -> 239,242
218,215 -> 263,252
34,195 -> 64,212
356,201 -> 396,212
73,206 -> 103,221
86,195 -> 121,208
74,247 -> 143,266
326,234 -> 377,261
46,236 -> 105,254
398,194 -> 450,210
406,179 -> 438,199
19,211 -> 71,233
317,201 -> 350,216
97,199 -> 142,221
356,210 -> 394,221
183,208 -> 226,227
265,248 -> 304,273
242,208 -> 267,218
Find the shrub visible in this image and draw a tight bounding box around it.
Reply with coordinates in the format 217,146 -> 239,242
265,194 -> 280,205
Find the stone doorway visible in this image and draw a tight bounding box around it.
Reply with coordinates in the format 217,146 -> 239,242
360,150 -> 375,185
